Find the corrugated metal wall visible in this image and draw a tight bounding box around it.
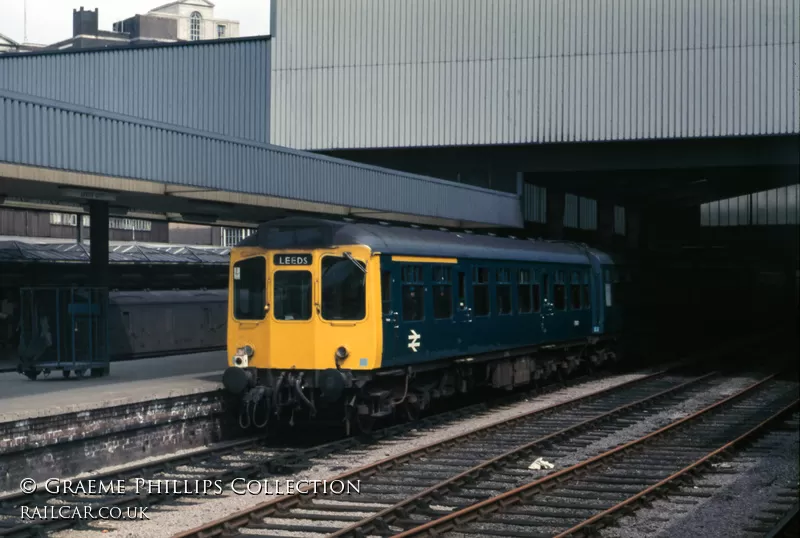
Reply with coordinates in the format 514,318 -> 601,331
0,38 -> 271,144
0,90 -> 522,228
271,0 -> 800,150
701,184 -> 800,226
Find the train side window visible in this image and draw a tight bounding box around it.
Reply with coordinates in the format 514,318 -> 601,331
402,265 -> 424,321
554,271 -> 566,311
457,272 -> 466,305
533,281 -> 541,312
473,267 -> 490,316
583,271 -> 591,309
571,271 -> 581,310
496,269 -> 512,315
433,266 -> 453,319
517,269 -> 532,314
381,271 -> 392,315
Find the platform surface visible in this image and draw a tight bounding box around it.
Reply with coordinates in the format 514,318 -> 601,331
0,350 -> 226,422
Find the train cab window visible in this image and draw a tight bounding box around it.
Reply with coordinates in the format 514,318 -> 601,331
433,266 -> 453,319
402,265 -> 424,321
554,271 -> 566,311
233,256 -> 266,320
473,267 -> 490,316
381,271 -> 392,315
321,256 -> 366,321
496,269 -> 512,315
582,271 -> 591,309
570,271 -> 581,310
274,270 -> 312,321
517,269 -> 532,314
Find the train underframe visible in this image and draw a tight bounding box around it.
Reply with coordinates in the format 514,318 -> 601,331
223,337 -> 620,434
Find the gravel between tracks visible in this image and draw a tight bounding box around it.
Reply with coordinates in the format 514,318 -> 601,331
599,411 -> 800,538
47,371 -> 654,538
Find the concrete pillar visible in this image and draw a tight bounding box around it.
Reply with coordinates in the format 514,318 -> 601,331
597,201 -> 614,249
546,187 -> 565,240
76,213 -> 83,244
626,209 -> 641,250
89,201 -> 109,288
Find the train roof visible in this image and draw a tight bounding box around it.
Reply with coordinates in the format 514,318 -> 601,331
240,218 -> 616,265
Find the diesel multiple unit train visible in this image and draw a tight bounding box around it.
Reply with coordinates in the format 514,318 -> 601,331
222,218 -> 626,433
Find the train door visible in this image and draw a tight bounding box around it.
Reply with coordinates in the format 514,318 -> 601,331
585,254 -> 605,335
540,269 -> 554,336
380,263 -> 399,361
453,263 -> 473,354
230,254 -> 270,365
390,263 -> 428,365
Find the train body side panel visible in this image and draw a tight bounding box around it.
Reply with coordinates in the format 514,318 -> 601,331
379,256 -> 598,369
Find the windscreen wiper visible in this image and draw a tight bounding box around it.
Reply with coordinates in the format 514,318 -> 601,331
343,251 -> 367,274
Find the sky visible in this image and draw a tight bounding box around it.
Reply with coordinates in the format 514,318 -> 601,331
0,0 -> 271,44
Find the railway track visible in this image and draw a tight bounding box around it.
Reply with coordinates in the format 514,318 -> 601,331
167,368 -> 773,538
0,364 -> 642,537
168,372 -> 798,538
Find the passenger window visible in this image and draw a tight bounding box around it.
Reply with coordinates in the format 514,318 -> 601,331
496,269 -> 512,315
571,271 -> 581,310
457,272 -> 466,306
473,267 -> 490,316
433,266 -> 453,319
533,283 -> 541,312
517,269 -> 532,314
381,271 -> 392,315
583,271 -> 591,309
554,271 -> 566,311
274,270 -> 312,320
402,265 -> 424,321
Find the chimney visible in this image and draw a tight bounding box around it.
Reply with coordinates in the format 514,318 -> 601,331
73,7 -> 99,37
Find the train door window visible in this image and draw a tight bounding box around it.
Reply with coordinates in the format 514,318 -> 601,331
381,271 -> 392,315
582,271 -> 591,309
533,280 -> 541,312
517,269 -> 532,314
604,268 -> 613,307
457,271 -> 466,307
554,271 -> 566,310
473,267 -> 490,316
433,266 -> 453,319
401,265 -> 425,321
274,271 -> 312,321
233,256 -> 266,320
496,268 -> 512,315
570,271 -> 581,310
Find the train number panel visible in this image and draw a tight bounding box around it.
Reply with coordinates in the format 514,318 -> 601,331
223,217 -> 625,434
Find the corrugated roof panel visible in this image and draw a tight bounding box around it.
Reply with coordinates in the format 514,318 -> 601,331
0,89 -> 523,228
0,38 -> 271,144
271,0 -> 799,149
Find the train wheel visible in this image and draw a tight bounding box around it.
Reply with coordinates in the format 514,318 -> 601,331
24,369 -> 39,381
356,413 -> 376,435
90,368 -> 107,378
404,401 -> 421,422
62,370 -> 71,379
74,369 -> 87,379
